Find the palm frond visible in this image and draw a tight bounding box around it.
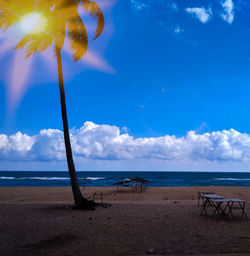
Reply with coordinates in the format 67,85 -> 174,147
0,2 -> 13,31
15,34 -> 33,50
15,33 -> 53,58
26,37 -> 53,57
81,0 -> 104,40
0,14 -> 7,31
54,0 -> 78,10
66,12 -> 88,61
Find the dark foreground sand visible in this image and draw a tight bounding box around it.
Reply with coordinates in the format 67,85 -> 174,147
0,186 -> 250,256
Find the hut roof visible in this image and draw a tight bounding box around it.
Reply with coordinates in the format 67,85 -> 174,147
114,177 -> 149,185
113,178 -> 132,185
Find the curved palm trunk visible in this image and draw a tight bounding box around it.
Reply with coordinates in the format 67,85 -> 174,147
56,47 -> 85,206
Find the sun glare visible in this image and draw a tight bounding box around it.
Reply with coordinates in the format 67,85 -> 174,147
1,2 -> 114,116
19,12 -> 47,34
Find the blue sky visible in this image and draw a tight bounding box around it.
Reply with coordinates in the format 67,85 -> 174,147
1,0 -> 250,171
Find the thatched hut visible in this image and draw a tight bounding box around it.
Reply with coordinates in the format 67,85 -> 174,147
114,177 -> 149,192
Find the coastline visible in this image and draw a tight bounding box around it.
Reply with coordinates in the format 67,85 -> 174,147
1,186 -> 250,255
2,171 -> 250,187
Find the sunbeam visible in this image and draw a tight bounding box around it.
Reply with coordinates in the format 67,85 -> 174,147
81,50 -> 115,73
8,50 -> 33,114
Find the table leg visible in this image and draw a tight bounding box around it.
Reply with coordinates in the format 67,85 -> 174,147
226,202 -> 233,218
212,201 -> 224,216
240,201 -> 248,219
200,198 -> 208,215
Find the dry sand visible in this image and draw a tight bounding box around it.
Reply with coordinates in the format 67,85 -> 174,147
0,186 -> 250,256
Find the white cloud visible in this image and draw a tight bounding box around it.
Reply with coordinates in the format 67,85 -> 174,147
1,122 -> 250,165
131,0 -> 178,13
30,129 -> 65,161
221,0 -> 234,24
170,2 -> 178,12
131,0 -> 150,12
174,26 -> 184,34
163,1 -> 178,12
186,7 -> 212,23
0,132 -> 35,160
185,129 -> 250,161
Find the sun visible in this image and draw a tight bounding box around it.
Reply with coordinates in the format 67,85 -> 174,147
19,12 -> 47,34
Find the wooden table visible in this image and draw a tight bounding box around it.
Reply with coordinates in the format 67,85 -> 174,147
210,198 -> 247,219
200,194 -> 224,216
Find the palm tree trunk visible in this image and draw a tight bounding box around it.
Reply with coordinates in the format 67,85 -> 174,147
55,47 -> 84,206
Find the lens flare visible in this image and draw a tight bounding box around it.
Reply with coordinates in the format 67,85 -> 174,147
19,12 -> 47,34
0,0 -> 115,117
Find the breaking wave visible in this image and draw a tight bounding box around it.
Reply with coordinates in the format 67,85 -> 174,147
0,176 -> 70,181
85,177 -> 105,181
214,178 -> 250,181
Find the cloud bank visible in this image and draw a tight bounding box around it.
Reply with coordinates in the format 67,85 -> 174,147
1,122 -> 250,165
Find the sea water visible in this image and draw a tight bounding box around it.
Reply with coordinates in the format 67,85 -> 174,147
1,171 -> 250,187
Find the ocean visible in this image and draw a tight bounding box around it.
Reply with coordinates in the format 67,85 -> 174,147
1,171 -> 250,187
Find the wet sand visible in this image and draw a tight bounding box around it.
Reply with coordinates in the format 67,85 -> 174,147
0,186 -> 250,256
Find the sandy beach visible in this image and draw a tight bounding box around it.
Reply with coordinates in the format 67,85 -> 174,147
0,186 -> 250,256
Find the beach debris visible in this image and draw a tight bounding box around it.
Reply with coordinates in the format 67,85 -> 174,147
174,201 -> 179,204
146,248 -> 155,254
99,203 -> 112,208
89,217 -> 92,220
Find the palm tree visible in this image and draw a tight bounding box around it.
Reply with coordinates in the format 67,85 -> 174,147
15,0 -> 104,209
